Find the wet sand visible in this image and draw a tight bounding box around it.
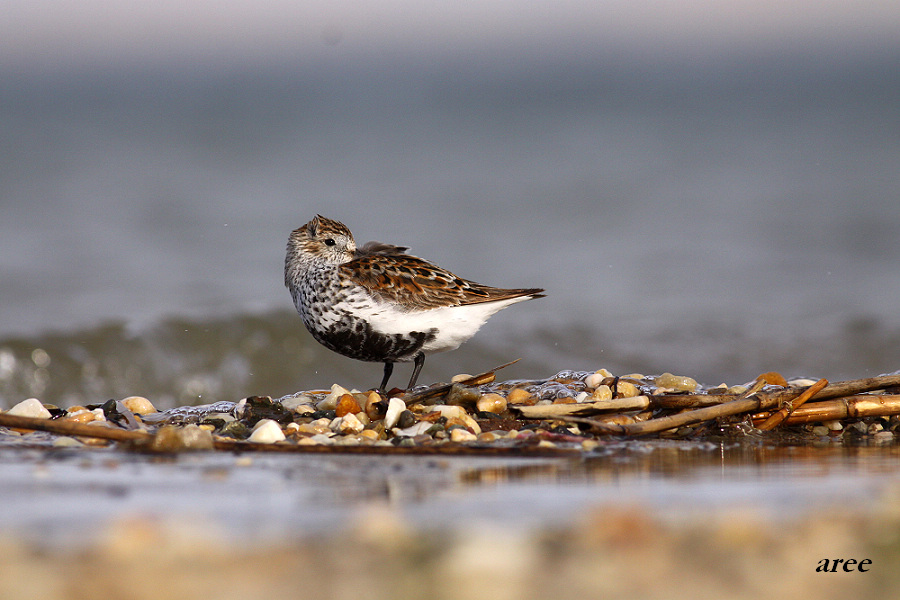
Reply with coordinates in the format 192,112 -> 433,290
3,438 -> 900,599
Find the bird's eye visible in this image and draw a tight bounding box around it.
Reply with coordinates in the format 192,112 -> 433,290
324,238 -> 336,246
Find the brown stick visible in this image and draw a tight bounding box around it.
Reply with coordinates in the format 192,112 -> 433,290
650,374 -> 900,410
756,378 -> 828,431
513,396 -> 650,419
402,359 -> 521,405
752,394 -> 900,425
0,413 -> 152,442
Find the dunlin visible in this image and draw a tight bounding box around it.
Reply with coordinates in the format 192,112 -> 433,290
285,215 -> 544,391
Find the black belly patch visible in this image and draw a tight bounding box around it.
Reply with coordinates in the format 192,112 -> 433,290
312,319 -> 437,363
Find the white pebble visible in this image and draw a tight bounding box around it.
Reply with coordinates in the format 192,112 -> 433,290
451,373 -> 473,383
590,385 -> 613,402
383,397 -> 407,429
450,428 -> 477,442
317,384 -> 352,411
7,398 -> 51,419
336,412 -> 365,435
584,373 -> 606,389
393,421 -> 432,437
428,405 -> 465,419
248,419 -> 286,443
574,391 -> 590,403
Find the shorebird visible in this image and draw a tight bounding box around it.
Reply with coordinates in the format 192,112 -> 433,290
284,215 -> 544,391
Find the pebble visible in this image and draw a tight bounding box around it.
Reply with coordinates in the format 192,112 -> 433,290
429,405 -> 465,420
476,393 -> 507,414
151,424 -> 214,451
394,421 -> 433,437
584,373 -> 606,389
120,396 -> 157,415
654,373 -> 698,393
447,384 -> 481,407
450,428 -> 477,442
280,395 -> 316,411
615,381 -> 640,398
365,391 -> 385,420
317,384 -> 353,411
335,412 -> 365,435
506,388 -> 534,405
335,394 -> 362,418
451,373 -> 473,383
7,398 -> 51,419
383,397 -> 407,429
248,419 -> 286,444
590,385 -> 612,402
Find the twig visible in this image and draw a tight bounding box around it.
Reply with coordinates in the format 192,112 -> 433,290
752,394 -> 900,426
0,413 -> 152,443
402,359 -> 521,405
513,396 -> 650,419
756,378 -> 828,431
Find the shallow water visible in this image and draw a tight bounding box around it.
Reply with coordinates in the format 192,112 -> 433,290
2,46 -> 900,409
3,439 -> 898,548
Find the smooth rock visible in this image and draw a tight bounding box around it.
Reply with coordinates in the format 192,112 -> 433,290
317,384 -> 353,411
450,428 -> 477,442
120,396 -> 157,415
335,394 -> 362,418
429,405 -> 465,420
506,388 -> 534,405
451,373 -> 473,383
365,391 -> 386,420
248,419 -> 286,443
7,398 -> 51,419
336,412 -> 365,435
447,384 -> 481,407
591,385 -> 613,402
393,421 -> 433,437
476,393 -> 507,414
151,424 -> 214,451
383,397 -> 406,429
654,373 -> 698,393
615,381 -> 640,398
280,395 -> 316,412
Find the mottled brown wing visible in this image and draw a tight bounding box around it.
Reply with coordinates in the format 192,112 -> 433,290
341,253 -> 543,310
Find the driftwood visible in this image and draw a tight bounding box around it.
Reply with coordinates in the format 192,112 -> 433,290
756,379 -> 828,431
514,396 -> 651,419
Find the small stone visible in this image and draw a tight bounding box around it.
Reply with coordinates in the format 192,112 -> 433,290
654,373 -> 698,392
447,384 -> 481,407
7,398 -> 51,419
52,436 -> 84,448
151,424 -> 215,451
824,420 -> 843,431
383,397 -> 407,429
811,425 -> 830,436
317,384 -> 353,411
874,431 -> 894,443
120,396 -> 157,415
476,393 -> 507,414
430,405 -> 465,420
574,391 -> 590,403
451,373 -> 473,383
450,428 -> 477,442
393,421 -> 433,437
396,410 -> 417,429
365,391 -> 386,420
337,412 -> 365,435
359,429 -> 380,441
460,413 -> 482,435
65,410 -> 97,424
335,394 -> 362,418
584,373 -> 606,389
614,381 -> 640,398
506,388 -> 534,405
476,432 -> 499,442
248,419 -> 286,443
280,395 -> 316,411
591,385 -> 613,402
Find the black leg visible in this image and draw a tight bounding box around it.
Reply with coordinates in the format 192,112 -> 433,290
380,361 -> 394,392
407,352 -> 425,389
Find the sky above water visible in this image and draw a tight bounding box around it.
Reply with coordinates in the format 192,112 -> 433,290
5,0 -> 899,68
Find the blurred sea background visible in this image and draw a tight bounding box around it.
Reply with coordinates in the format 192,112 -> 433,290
1,1 -> 899,409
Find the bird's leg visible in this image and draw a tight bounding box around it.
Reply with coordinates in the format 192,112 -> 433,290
407,352 -> 425,389
380,361 -> 394,392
